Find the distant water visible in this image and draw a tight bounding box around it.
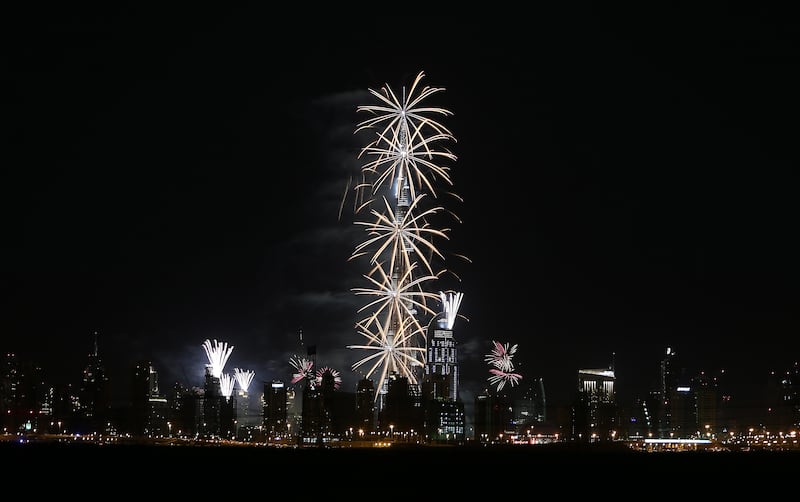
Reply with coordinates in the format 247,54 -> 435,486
5,441 -> 797,492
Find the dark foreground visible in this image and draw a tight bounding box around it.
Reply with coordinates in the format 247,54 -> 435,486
5,441 -> 797,493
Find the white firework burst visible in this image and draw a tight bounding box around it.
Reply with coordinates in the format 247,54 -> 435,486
351,194 -> 449,278
348,315 -> 427,399
440,290 -> 464,330
219,373 -> 236,401
202,339 -> 234,379
347,71 -> 462,404
355,71 -> 456,201
234,368 -> 255,393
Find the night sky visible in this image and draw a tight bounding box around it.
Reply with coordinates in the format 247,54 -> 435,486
3,7 -> 798,412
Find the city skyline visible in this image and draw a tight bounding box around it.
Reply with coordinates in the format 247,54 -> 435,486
3,7 -> 798,415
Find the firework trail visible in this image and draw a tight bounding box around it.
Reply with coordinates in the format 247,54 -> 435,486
219,373 -> 236,400
315,367 -> 342,390
346,71 -> 462,402
234,368 -> 255,393
289,356 -> 314,385
440,290 -> 464,330
202,339 -> 234,379
485,340 -> 522,391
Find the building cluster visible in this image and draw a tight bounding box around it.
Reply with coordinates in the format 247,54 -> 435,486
3,336 -> 798,448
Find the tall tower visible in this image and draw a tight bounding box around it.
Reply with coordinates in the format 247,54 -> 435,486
346,71 -> 462,417
78,331 -> 110,434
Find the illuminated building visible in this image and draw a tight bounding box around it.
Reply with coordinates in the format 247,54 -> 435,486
572,361 -> 617,442
422,307 -> 465,443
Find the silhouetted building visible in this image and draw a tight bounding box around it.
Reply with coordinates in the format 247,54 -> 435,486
766,362 -> 800,432
474,388 -> 514,443
130,360 -> 168,437
1,353 -> 48,434
514,378 -> 546,432
355,378 -> 375,434
380,373 -> 423,435
694,371 -> 720,436
170,383 -> 202,437
263,380 -> 288,437
201,366 -> 221,437
77,332 -> 111,434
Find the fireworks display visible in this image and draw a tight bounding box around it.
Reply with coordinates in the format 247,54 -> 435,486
315,366 -> 342,390
485,340 -> 522,391
219,373 -> 236,400
202,339 -> 234,379
234,368 -> 255,393
289,355 -> 314,385
346,71 -> 461,402
440,290 -> 464,330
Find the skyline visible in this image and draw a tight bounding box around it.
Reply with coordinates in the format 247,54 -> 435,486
3,7 -> 799,409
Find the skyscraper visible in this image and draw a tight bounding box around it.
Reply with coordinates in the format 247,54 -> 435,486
78,332 -> 110,434
572,362 -> 617,441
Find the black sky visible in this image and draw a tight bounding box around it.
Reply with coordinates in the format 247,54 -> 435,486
3,6 -> 798,411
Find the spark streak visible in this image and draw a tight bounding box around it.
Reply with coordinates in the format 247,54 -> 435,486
347,71 -> 463,403
234,368 -> 255,393
219,373 -> 236,400
202,339 -> 234,379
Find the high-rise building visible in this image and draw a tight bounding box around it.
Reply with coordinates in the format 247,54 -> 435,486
201,366 -> 221,438
77,332 -> 111,434
131,361 -> 168,437
263,380 -> 288,438
355,377 -> 375,434
514,377 -> 546,432
572,362 -> 617,441
424,314 -> 459,402
473,387 -> 514,443
421,303 -> 465,443
1,353 -> 48,434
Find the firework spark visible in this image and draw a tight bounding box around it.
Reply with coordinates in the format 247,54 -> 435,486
219,373 -> 236,400
350,194 -> 448,278
485,340 -> 522,391
289,356 -> 314,385
488,368 -> 523,391
315,367 -> 342,390
485,340 -> 518,372
202,339 -> 234,379
234,368 -> 255,393
347,71 -> 462,403
440,291 -> 464,330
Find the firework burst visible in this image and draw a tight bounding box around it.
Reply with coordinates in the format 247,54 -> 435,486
315,367 -> 342,390
485,340 -> 522,391
289,356 -> 314,385
346,71 -> 462,403
202,339 -> 234,379
440,290 -> 464,330
234,368 -> 255,393
219,373 -> 236,401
